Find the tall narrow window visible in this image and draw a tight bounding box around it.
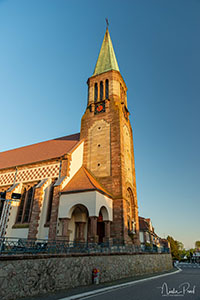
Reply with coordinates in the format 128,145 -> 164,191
94,83 -> 98,102
16,188 -> 26,223
16,185 -> 36,223
100,81 -> 103,100
0,191 -> 6,219
23,187 -> 34,223
46,180 -> 56,223
105,79 -> 109,99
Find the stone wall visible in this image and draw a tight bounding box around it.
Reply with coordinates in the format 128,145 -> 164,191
0,253 -> 172,300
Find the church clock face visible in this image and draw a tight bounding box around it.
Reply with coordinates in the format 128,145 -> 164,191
95,102 -> 105,114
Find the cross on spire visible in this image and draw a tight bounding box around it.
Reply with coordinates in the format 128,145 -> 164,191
105,18 -> 109,28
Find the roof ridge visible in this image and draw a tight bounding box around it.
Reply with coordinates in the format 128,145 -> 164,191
82,167 -> 111,196
81,167 -> 99,189
0,133 -> 81,170
0,132 -> 80,155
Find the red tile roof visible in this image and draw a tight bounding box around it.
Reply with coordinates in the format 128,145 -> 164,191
0,133 -> 80,170
62,166 -> 111,197
139,216 -> 150,231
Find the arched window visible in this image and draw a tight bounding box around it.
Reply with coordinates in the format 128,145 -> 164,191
126,187 -> 135,229
100,81 -> 103,100
46,179 -> 57,223
127,188 -> 134,208
23,187 -> 33,223
94,83 -> 98,102
16,188 -> 26,223
105,79 -> 109,99
16,185 -> 36,223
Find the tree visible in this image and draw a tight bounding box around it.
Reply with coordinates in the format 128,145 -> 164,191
177,242 -> 184,251
195,241 -> 200,250
167,236 -> 182,261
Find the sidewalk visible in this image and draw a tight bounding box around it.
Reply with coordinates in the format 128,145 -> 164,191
18,268 -> 177,300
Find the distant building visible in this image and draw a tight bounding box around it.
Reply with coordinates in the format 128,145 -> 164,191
139,216 -> 170,252
0,27 -> 141,245
193,251 -> 200,263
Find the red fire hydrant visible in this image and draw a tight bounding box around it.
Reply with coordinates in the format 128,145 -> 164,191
92,268 -> 100,284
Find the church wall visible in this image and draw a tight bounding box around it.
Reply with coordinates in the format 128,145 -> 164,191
60,141 -> 84,191
59,191 -> 112,221
0,160 -> 60,187
69,141 -> 84,179
0,253 -> 172,300
59,192 -> 96,219
9,228 -> 29,239
123,125 -> 133,184
36,185 -> 50,240
5,205 -> 20,238
96,192 -> 113,221
110,79 -> 120,97
88,85 -> 94,105
87,119 -> 111,177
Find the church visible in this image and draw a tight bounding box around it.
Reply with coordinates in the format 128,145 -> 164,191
0,27 -> 140,245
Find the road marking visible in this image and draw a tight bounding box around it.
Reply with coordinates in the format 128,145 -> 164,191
59,268 -> 182,300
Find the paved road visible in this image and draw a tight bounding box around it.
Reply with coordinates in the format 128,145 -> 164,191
178,262 -> 200,269
61,263 -> 200,300
20,263 -> 200,300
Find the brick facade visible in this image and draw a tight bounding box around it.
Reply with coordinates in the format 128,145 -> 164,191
80,70 -> 140,244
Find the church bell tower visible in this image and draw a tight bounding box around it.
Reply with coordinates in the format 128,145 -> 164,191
80,26 -> 140,244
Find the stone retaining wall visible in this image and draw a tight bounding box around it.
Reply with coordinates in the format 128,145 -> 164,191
0,253 -> 172,300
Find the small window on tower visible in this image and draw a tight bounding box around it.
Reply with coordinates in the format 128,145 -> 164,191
106,79 -> 109,99
94,83 -> 98,102
100,81 -> 103,100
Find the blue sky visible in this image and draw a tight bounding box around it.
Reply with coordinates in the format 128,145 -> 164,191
0,0 -> 199,249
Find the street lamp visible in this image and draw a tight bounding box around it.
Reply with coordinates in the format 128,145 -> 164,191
0,193 -> 21,238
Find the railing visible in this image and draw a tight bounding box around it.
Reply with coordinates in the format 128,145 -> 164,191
0,237 -> 170,256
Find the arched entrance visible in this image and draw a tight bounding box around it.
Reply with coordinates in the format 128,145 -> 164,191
73,205 -> 88,242
62,204 -> 89,242
58,199 -> 112,244
97,206 -> 109,243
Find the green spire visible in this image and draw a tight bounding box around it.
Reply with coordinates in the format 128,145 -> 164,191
93,28 -> 120,76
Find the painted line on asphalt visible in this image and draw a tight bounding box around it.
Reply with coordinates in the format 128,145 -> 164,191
59,267 -> 182,300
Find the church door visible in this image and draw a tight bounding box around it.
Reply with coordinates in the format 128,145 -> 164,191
97,213 -> 105,243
